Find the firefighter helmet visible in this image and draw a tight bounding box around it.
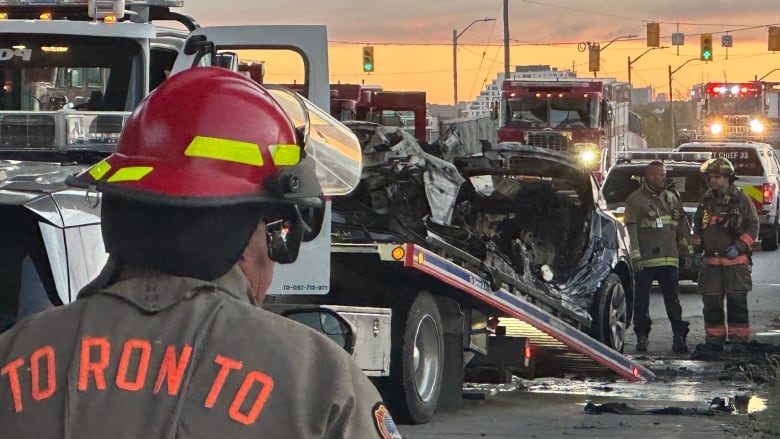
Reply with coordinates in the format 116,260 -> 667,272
74,67 -> 323,278
700,157 -> 737,178
77,66 -> 320,207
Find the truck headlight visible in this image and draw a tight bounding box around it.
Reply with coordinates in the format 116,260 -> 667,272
709,122 -> 723,135
750,119 -> 765,133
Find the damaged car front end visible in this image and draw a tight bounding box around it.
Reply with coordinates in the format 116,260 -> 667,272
332,124 -> 634,351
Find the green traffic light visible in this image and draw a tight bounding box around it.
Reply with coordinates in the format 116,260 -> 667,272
703,51 -> 711,60
364,63 -> 372,70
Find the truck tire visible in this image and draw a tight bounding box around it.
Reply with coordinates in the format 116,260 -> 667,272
383,291 -> 444,424
591,273 -> 627,353
761,217 -> 779,251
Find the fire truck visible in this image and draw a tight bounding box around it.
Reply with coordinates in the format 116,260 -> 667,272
497,78 -> 643,182
0,0 -> 654,427
329,83 -> 428,142
690,81 -> 779,145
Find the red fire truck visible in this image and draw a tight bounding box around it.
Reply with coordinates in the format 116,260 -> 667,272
691,81 -> 775,144
497,78 -> 641,181
330,83 -> 428,142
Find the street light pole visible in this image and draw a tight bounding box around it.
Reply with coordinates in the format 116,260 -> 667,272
668,57 -> 699,146
628,47 -> 666,105
585,34 -> 636,78
453,18 -> 495,114
759,68 -> 780,81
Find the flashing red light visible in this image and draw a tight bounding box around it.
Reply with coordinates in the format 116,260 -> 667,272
524,345 -> 532,359
706,83 -> 759,97
632,367 -> 640,378
763,183 -> 775,204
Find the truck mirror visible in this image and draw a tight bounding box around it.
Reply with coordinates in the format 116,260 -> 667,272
280,307 -> 357,354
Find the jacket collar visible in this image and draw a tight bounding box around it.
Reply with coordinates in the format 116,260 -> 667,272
94,264 -> 251,313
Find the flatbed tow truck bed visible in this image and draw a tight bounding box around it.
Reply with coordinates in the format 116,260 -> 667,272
333,242 -> 656,382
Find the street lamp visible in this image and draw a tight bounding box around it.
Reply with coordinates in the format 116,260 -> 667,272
668,57 -> 699,146
758,68 -> 780,81
453,18 -> 495,112
627,46 -> 667,105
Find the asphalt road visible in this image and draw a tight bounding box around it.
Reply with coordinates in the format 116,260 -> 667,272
399,247 -> 780,438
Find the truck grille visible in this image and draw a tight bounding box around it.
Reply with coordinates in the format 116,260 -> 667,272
0,114 -> 55,149
524,131 -> 570,151
723,115 -> 751,136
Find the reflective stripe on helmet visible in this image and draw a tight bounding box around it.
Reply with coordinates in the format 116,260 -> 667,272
269,144 -> 301,166
184,136 -> 265,167
89,160 -> 112,181
107,166 -> 154,183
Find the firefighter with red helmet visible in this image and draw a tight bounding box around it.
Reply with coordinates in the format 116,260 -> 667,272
0,67 -> 401,438
692,157 -> 759,353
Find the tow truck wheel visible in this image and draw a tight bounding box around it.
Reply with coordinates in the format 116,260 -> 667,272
591,273 -> 627,353
761,217 -> 779,251
384,291 -> 444,424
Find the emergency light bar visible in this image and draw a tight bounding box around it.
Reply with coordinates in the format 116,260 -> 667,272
616,150 -> 713,163
706,83 -> 760,97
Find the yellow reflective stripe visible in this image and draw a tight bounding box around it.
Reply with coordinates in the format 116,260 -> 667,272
88,160 -> 111,181
742,185 -> 761,202
184,136 -> 263,167
107,166 -> 153,183
269,144 -> 300,166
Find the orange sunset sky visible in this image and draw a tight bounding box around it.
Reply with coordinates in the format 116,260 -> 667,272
178,1 -> 780,105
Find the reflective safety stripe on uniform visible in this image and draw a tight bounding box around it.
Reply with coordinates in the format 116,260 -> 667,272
638,216 -> 677,228
698,265 -> 751,345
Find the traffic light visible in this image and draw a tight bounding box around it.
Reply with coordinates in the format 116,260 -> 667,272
588,44 -> 600,72
646,22 -> 660,47
700,34 -> 713,61
362,46 -> 374,72
769,27 -> 780,52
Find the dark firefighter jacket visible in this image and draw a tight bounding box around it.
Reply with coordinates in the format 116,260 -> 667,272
624,184 -> 693,268
0,265 -> 398,439
693,185 -> 759,266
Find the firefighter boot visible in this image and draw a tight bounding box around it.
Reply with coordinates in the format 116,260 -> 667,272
672,322 -> 689,353
636,335 -> 648,353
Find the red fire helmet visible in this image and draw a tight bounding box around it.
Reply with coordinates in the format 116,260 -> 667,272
77,66 -> 321,208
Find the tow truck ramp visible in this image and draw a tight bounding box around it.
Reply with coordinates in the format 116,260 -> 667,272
335,242 -> 655,382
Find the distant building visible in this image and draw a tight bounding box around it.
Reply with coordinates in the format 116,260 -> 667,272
655,92 -> 668,102
630,86 -> 654,104
462,65 -> 576,118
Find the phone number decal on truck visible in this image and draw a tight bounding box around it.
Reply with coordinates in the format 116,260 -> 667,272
282,284 -> 330,292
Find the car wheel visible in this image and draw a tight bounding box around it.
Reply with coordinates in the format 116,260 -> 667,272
383,291 -> 444,424
591,273 -> 627,353
761,217 -> 779,251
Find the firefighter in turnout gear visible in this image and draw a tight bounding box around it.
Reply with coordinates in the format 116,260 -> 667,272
692,157 -> 759,352
0,68 -> 401,439
624,161 -> 693,353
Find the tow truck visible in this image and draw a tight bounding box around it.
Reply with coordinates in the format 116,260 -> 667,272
0,0 -> 654,427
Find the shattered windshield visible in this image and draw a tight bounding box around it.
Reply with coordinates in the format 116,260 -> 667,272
506,95 -> 600,129
0,34 -> 143,112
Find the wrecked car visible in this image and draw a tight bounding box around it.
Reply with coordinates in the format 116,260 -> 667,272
332,123 -> 635,352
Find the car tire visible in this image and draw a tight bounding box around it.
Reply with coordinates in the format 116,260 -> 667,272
761,217 -> 779,251
591,273 -> 627,353
383,291 -> 444,424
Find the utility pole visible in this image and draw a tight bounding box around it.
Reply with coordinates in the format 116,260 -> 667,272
503,0 -> 509,78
